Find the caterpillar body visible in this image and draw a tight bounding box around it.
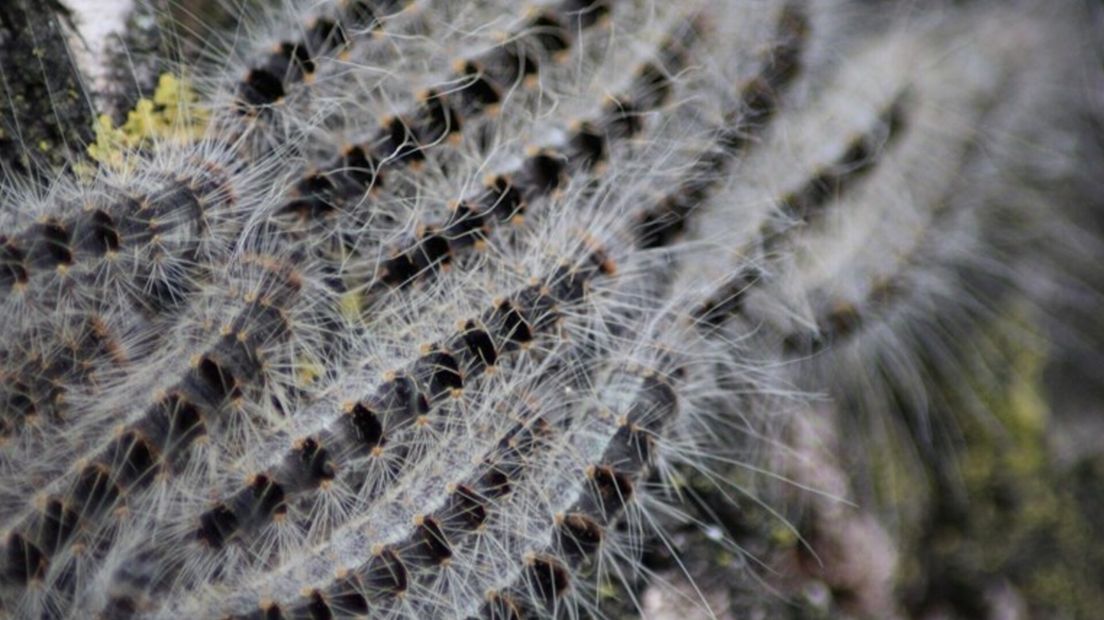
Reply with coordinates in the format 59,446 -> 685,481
0,0 -> 1101,618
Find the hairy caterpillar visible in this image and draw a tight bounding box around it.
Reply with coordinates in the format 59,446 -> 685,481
1,0 -> 1101,618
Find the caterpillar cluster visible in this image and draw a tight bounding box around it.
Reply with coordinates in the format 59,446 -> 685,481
1,0 -> 1100,618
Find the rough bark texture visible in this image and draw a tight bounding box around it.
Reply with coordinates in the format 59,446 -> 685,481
0,0 -> 94,178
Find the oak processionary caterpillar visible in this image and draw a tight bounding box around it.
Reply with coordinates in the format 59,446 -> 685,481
1,0 -> 1102,618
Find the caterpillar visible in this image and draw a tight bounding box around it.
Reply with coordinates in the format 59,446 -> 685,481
1,0 -> 1101,618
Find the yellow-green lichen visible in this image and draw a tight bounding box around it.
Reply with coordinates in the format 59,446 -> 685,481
339,289 -> 365,323
893,309 -> 1104,618
88,74 -> 209,166
295,355 -> 325,388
